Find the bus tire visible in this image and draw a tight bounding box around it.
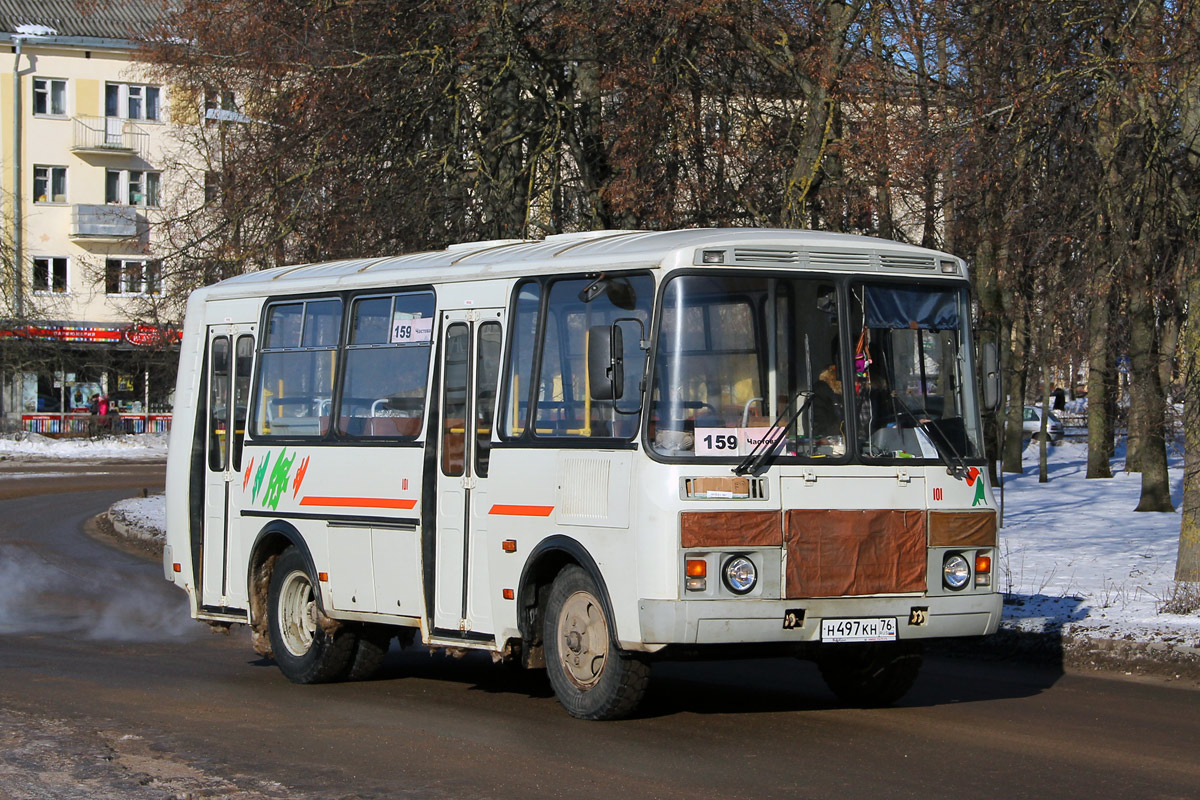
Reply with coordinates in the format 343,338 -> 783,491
543,565 -> 649,720
344,625 -> 392,681
267,547 -> 356,684
816,640 -> 923,707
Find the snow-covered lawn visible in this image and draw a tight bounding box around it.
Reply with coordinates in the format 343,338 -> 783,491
998,439 -> 1198,646
4,430 -> 1198,647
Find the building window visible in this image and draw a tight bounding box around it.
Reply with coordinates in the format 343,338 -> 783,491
105,259 -> 161,295
33,165 -> 67,203
32,257 -> 68,293
204,171 -> 221,203
105,82 -> 161,121
33,77 -> 66,116
204,89 -> 239,123
106,169 -> 160,206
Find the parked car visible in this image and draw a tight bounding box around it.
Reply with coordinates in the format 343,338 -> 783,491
1023,406 -> 1064,442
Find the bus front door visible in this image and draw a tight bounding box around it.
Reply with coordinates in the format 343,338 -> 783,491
200,326 -> 255,610
432,310 -> 503,638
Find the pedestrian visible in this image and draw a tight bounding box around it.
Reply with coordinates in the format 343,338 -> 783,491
1052,385 -> 1066,412
88,393 -> 100,436
97,395 -> 111,433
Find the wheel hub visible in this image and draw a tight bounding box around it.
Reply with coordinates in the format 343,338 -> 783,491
278,570 -> 317,657
557,590 -> 608,689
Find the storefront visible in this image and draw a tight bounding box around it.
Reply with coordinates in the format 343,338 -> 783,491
0,322 -> 179,434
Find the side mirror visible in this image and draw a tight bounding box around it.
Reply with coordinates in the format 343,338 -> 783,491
981,341 -> 1001,413
588,325 -> 624,401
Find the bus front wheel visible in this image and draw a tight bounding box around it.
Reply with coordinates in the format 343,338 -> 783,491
816,640 -> 923,707
543,565 -> 649,720
267,547 -> 356,684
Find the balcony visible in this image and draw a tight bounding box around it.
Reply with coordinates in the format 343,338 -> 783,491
71,116 -> 149,159
70,204 -> 139,241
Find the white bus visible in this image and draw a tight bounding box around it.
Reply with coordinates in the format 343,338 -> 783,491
163,228 -> 1002,720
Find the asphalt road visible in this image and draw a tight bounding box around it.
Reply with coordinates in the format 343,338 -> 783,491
1,459 -> 1199,799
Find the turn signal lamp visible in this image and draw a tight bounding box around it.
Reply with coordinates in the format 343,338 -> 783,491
172,563 -> 181,573
502,539 -> 517,553
975,553 -> 992,587
685,558 -> 707,592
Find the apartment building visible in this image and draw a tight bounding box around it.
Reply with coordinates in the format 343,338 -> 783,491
0,0 -> 187,431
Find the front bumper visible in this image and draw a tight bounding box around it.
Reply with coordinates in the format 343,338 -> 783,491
638,592 -> 1002,645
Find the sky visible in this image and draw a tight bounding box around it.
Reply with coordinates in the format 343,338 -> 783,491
4,429 -> 1197,647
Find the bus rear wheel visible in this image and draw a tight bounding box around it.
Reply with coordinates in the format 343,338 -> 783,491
543,565 -> 649,720
267,547 -> 355,684
817,640 -> 923,707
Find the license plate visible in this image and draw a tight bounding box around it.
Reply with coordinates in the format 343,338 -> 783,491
820,617 -> 898,643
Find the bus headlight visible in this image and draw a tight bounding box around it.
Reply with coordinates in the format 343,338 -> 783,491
722,555 -> 757,595
943,554 -> 971,590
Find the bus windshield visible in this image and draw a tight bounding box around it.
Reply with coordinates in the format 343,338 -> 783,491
850,282 -> 984,463
647,273 -> 984,463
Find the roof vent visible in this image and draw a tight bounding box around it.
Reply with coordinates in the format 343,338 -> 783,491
807,251 -> 871,268
880,254 -> 936,270
733,247 -> 802,264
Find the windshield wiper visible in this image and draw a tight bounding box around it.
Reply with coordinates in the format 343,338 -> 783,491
921,419 -> 970,479
733,391 -> 813,476
891,402 -> 968,478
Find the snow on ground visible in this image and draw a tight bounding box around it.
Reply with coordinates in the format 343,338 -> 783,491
0,431 -> 168,460
4,429 -> 1199,647
998,438 -> 1198,647
109,493 -> 166,540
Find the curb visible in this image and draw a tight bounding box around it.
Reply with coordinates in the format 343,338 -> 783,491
106,509 -> 165,545
930,628 -> 1200,682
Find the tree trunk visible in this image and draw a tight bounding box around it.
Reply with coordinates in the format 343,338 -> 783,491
1128,282 -> 1174,511
936,0 -> 954,253
1176,267 -> 1200,578
1086,286 -> 1113,479
1038,361 -> 1050,482
1002,316 -> 1027,473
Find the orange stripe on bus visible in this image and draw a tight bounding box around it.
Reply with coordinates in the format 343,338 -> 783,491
489,504 -> 554,517
299,496 -> 417,510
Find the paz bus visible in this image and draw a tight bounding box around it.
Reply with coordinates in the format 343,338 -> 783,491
163,228 -> 1002,720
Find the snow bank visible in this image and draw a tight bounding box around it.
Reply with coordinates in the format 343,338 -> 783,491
110,493 -> 166,541
0,431 -> 168,459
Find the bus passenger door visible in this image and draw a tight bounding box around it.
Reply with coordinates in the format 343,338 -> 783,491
433,310 -> 503,636
201,326 -> 255,609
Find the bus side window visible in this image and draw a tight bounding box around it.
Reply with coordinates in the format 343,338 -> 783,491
501,280 -> 540,438
532,275 -> 652,439
441,323 -> 470,475
208,336 -> 230,471
475,321 -> 502,476
254,299 -> 340,437
231,334 -> 253,470
339,291 -> 434,439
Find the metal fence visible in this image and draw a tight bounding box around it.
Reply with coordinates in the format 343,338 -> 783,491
20,413 -> 172,436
